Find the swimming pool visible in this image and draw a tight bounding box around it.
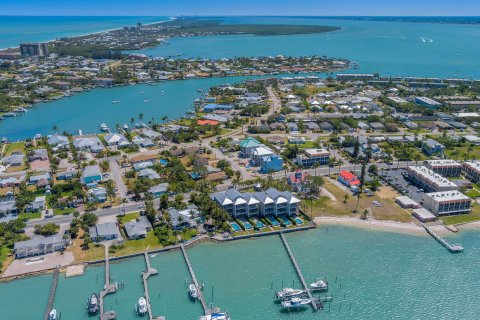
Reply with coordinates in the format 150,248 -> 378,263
280,216 -> 291,226
159,159 -> 169,166
240,219 -> 252,229
268,216 -> 280,227
295,217 -> 303,225
255,219 -> 265,228
230,222 -> 241,232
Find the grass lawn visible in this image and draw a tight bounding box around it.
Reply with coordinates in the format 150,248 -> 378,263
0,246 -> 13,273
110,230 -> 162,258
466,189 -> 480,199
180,228 -> 198,241
54,208 -> 75,216
118,212 -> 140,224
4,141 -> 25,155
306,180 -> 413,223
446,144 -> 480,160
17,212 -> 42,220
69,229 -> 105,263
440,205 -> 480,225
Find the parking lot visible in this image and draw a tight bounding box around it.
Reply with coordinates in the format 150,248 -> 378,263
381,169 -> 425,203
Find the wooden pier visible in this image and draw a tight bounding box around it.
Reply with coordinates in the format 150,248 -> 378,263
422,224 -> 464,253
180,243 -> 211,315
142,252 -> 165,320
43,267 -> 59,320
279,233 -> 318,311
100,245 -> 118,320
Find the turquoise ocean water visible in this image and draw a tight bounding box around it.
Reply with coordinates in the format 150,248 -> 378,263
0,16 -> 168,49
1,226 -> 480,319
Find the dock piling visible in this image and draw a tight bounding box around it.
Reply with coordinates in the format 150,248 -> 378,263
422,223 -> 464,253
43,267 -> 60,320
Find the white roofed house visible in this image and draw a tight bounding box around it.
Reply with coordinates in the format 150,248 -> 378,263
124,216 -> 152,239
47,134 -> 69,150
104,133 -> 131,148
138,168 -> 160,180
422,191 -> 471,216
73,136 -> 104,153
265,188 -> 301,216
250,146 -> 274,166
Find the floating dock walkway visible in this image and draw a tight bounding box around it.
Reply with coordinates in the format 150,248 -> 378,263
422,224 -> 463,253
279,233 -> 319,311
43,267 -> 59,320
180,243 -> 211,315
100,245 -> 118,320
142,252 -> 165,320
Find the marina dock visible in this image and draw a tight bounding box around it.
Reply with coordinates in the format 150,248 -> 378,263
180,243 -> 211,315
279,233 -> 319,311
142,252 -> 165,320
422,224 -> 464,253
100,245 -> 118,320
43,267 -> 59,320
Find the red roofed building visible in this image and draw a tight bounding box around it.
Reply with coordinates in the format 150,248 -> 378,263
338,170 -> 361,187
287,170 -> 310,192
197,119 -> 220,126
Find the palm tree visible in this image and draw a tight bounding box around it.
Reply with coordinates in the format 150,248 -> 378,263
361,209 -> 369,220
138,113 -> 144,122
121,198 -> 127,216
354,193 -> 362,213
130,117 -> 135,128
162,116 -> 168,124
52,124 -> 59,133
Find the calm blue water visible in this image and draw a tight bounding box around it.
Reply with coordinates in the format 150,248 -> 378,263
0,16 -> 168,49
137,16 -> 480,78
0,74 -> 285,141
1,226 -> 480,319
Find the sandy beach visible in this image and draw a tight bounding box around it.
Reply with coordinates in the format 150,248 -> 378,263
314,216 -> 428,236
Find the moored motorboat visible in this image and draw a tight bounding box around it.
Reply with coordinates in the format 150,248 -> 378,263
112,100 -> 120,104
199,312 -> 230,320
189,283 -> 198,299
48,309 -> 57,320
281,297 -> 311,309
87,293 -> 99,315
276,288 -> 304,299
137,297 -> 147,316
99,123 -> 108,132
309,278 -> 328,291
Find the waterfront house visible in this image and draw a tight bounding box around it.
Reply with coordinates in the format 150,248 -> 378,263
104,133 -> 131,148
288,171 -> 310,192
422,191 -> 471,216
73,137 -> 104,153
167,206 -> 199,230
148,183 -> 169,198
89,222 -> 121,242
213,187 -> 299,218
93,77 -> 114,87
47,134 -> 69,150
14,235 -> 66,259
203,103 -> 233,113
259,155 -> 283,174
80,165 -> 102,185
422,139 -> 445,156
124,216 -> 152,239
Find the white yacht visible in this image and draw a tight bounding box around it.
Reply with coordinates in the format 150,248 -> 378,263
99,123 -> 108,132
34,134 -> 42,140
199,312 -> 230,320
48,309 -> 57,320
281,297 -> 311,309
137,297 -> 147,315
144,99 -> 150,103
189,283 -> 198,299
276,288 -> 304,299
309,279 -> 328,291
112,100 -> 120,104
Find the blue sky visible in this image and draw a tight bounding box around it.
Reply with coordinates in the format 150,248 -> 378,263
3,0 -> 480,16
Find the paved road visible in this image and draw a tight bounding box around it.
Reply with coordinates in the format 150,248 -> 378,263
109,158 -> 127,199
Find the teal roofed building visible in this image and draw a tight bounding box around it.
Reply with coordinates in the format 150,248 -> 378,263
239,137 -> 262,158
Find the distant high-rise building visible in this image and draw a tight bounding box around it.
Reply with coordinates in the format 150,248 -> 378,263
19,42 -> 49,56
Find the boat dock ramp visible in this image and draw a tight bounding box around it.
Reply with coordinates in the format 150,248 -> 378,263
142,252 -> 165,320
422,224 -> 464,253
43,267 -> 60,320
100,245 -> 118,320
279,232 -> 320,311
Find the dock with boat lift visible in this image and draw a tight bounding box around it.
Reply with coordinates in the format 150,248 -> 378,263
142,252 -> 165,320
279,232 -> 319,311
422,223 -> 464,253
180,243 -> 212,315
43,267 -> 60,320
99,245 -> 118,320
